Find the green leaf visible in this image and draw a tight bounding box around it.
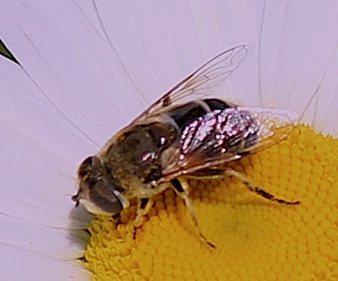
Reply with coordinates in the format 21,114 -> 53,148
0,39 -> 19,64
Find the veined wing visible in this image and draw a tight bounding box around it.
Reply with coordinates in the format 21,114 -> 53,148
132,45 -> 249,125
160,106 -> 298,181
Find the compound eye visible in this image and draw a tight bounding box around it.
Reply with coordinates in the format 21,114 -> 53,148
75,155 -> 124,215
78,156 -> 102,178
88,180 -> 124,215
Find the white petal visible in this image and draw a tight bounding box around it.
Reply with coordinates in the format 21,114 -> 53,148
0,1 -> 144,145
0,215 -> 87,260
0,102 -> 91,229
253,1 -> 338,134
0,243 -> 89,281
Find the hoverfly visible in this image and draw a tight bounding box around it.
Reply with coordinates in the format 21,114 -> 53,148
72,45 -> 299,247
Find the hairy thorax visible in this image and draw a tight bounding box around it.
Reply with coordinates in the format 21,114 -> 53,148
101,123 -> 178,197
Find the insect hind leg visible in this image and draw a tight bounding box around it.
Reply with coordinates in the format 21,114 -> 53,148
171,178 -> 215,248
224,169 -> 300,205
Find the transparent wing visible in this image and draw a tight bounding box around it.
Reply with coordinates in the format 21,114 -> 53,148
132,45 -> 249,125
160,107 -> 298,181
239,107 -> 299,154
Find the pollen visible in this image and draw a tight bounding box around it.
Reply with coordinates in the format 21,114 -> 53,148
83,125 -> 338,281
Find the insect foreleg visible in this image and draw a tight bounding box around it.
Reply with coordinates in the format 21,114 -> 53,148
133,198 -> 153,228
224,169 -> 300,205
171,178 -> 215,248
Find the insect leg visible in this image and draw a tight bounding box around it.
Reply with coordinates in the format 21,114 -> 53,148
190,168 -> 225,178
134,198 -> 153,228
224,169 -> 300,205
171,178 -> 215,248
112,213 -> 122,226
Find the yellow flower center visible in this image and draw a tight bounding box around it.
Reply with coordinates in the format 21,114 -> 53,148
83,125 -> 338,281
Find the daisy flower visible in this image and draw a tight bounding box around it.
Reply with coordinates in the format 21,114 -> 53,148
0,1 -> 337,280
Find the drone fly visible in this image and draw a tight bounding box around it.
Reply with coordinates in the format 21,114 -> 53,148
72,45 -> 299,247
